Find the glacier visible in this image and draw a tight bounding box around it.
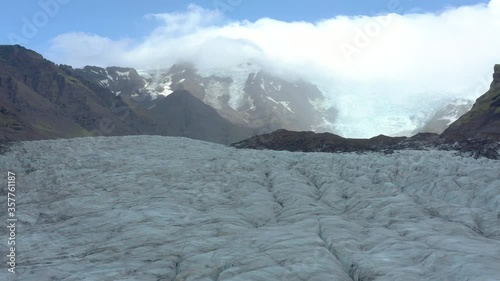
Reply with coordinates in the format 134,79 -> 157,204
0,136 -> 499,280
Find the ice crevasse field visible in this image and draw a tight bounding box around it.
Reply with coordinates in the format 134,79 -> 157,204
0,135 -> 499,280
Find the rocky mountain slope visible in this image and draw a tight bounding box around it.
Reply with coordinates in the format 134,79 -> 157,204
416,98 -> 474,134
72,65 -> 147,97
1,136 -> 499,280
0,45 -> 147,141
76,63 -> 337,133
442,65 -> 500,140
142,90 -> 255,144
0,45 -> 255,144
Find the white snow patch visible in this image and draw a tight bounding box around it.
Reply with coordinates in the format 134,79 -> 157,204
203,80 -> 228,110
437,99 -> 474,125
248,96 -> 256,111
116,70 -> 131,79
141,73 -> 174,99
199,64 -> 261,111
158,87 -> 173,97
440,114 -> 460,126
269,81 -> 282,92
267,97 -> 294,113
260,80 -> 267,92
99,79 -> 109,87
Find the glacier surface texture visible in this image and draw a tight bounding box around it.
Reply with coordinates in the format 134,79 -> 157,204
0,136 -> 499,280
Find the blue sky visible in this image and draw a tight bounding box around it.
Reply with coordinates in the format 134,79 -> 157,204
0,0 -> 490,52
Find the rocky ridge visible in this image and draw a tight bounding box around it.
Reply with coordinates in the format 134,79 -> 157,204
442,65 -> 500,140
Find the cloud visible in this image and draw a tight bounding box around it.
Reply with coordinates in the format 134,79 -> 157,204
46,0 -> 500,137
48,32 -> 133,66
144,4 -> 224,36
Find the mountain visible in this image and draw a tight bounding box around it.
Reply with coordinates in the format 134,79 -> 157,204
2,135 -> 499,280
72,65 -> 147,97
0,45 -> 147,141
416,98 -> 474,134
77,63 -> 337,133
0,45 -> 255,144
144,90 -> 255,144
442,65 -> 500,140
143,63 -> 337,132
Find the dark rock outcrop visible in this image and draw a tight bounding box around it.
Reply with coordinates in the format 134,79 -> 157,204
144,90 -> 255,144
232,129 -> 500,159
232,129 -> 404,153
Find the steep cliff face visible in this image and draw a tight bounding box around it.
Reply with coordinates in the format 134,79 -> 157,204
442,65 -> 500,140
493,64 -> 500,88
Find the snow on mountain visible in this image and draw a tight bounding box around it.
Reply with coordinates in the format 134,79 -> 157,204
138,70 -> 174,99
1,136 -> 499,280
437,99 -> 475,125
136,63 -> 337,132
199,63 -> 262,111
73,66 -> 147,97
73,64 -> 476,137
416,98 -> 475,134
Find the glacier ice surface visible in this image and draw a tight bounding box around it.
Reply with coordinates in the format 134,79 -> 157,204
0,136 -> 499,280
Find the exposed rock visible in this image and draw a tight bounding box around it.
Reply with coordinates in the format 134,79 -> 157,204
0,45 -> 147,141
145,90 -> 256,144
72,66 -> 147,97
0,45 -> 256,145
417,99 -> 473,134
121,63 -> 337,132
442,65 -> 500,140
232,129 -> 500,159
